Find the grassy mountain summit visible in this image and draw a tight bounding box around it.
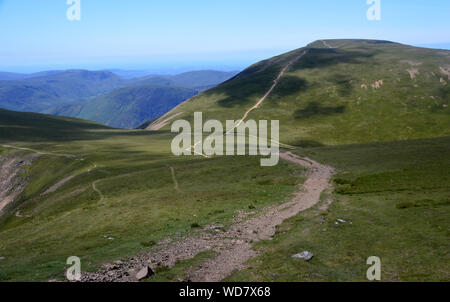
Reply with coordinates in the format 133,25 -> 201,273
155,39 -> 450,145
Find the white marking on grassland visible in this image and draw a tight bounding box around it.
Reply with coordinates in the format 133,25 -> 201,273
148,112 -> 184,131
92,179 -> 104,202
1,144 -> 77,159
170,167 -> 182,193
80,151 -> 335,282
321,40 -> 333,49
41,175 -> 75,196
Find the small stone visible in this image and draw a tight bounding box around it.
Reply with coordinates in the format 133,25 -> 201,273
107,237 -> 115,241
292,251 -> 314,262
337,219 -> 348,223
136,266 -> 154,281
0,257 -> 5,261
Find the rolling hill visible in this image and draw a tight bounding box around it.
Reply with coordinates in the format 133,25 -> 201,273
128,70 -> 239,91
0,69 -> 238,128
0,39 -> 448,282
0,70 -> 126,112
151,39 -> 450,145
46,86 -> 197,129
0,71 -> 65,81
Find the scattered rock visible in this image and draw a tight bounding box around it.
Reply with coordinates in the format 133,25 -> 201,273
136,266 -> 154,281
337,219 -> 347,223
371,80 -> 384,89
107,237 -> 115,241
292,251 -> 314,262
0,256 -> 5,261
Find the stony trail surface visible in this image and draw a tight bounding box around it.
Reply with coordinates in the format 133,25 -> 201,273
80,151 -> 334,282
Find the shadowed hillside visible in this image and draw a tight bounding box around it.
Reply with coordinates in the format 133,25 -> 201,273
155,39 -> 450,145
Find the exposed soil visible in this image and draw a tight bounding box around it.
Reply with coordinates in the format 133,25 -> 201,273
407,68 -> 419,80
321,40 -> 332,49
41,176 -> 75,196
440,66 -> 450,80
81,52 -> 334,282
80,152 -> 334,282
0,153 -> 38,216
170,167 -> 182,193
226,52 -> 307,134
372,80 -> 384,89
0,144 -> 76,159
92,179 -> 104,202
147,112 -> 184,131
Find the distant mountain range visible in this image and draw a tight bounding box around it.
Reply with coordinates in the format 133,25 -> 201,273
0,69 -> 238,128
0,40 -> 449,282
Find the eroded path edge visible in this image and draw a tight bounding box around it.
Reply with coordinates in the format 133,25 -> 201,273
81,151 -> 334,282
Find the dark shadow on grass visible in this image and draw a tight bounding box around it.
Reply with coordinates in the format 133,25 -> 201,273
292,48 -> 377,70
294,102 -> 346,119
328,74 -> 354,97
271,76 -> 309,100
290,140 -> 325,148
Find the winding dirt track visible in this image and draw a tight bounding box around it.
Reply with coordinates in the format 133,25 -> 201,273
187,152 -> 334,281
81,152 -> 334,282
80,47 -> 334,282
186,51 -> 307,157
321,40 -> 333,49
0,144 -> 77,159
225,52 -> 307,134
92,179 -> 105,202
170,167 -> 182,193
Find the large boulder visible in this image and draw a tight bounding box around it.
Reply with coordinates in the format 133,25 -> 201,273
136,266 -> 154,281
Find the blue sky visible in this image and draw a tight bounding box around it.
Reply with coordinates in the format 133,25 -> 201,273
0,0 -> 449,73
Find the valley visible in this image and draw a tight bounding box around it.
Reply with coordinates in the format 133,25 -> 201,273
0,39 -> 448,282
0,70 -> 238,129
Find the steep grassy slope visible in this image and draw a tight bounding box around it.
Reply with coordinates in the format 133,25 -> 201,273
156,39 -> 450,145
46,86 -> 197,129
141,39 -> 449,281
0,109 -> 302,281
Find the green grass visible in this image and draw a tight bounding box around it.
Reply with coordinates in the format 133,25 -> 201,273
226,137 -> 450,282
143,250 -> 217,282
0,109 -> 303,282
1,40 -> 449,282
159,40 -> 450,145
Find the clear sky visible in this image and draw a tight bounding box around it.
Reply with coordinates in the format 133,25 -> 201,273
0,0 -> 449,73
